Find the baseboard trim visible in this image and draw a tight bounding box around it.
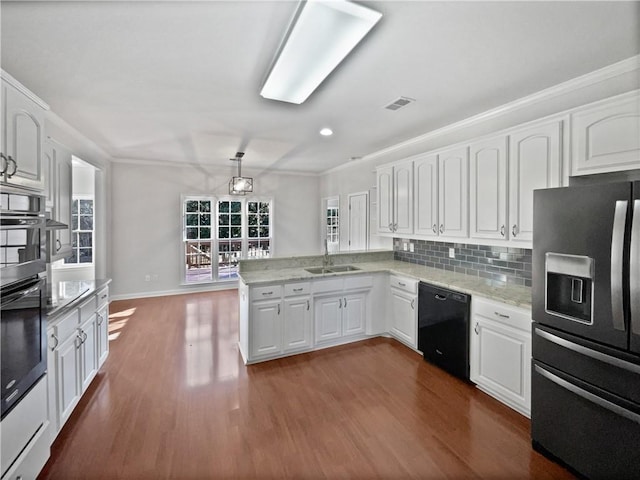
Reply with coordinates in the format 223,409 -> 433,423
110,282 -> 237,301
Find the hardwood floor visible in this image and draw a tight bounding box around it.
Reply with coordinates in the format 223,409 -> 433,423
39,290 -> 574,479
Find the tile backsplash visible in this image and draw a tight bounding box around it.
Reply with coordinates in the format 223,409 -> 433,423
394,238 -> 532,287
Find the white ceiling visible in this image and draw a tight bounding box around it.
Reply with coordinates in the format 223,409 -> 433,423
2,1 -> 639,174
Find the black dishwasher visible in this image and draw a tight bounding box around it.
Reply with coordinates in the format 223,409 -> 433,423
418,282 -> 470,381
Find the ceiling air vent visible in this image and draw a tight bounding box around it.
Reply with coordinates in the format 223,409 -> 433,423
385,96 -> 415,111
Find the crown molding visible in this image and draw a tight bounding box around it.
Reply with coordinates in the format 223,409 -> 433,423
0,69 -> 50,110
323,54 -> 640,175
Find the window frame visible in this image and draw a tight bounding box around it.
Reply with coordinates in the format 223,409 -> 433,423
62,194 -> 95,268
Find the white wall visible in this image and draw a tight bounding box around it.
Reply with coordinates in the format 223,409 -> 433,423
109,161 -> 320,298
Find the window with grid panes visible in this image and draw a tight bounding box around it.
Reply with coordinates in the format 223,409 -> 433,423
183,198 -> 213,283
217,199 -> 243,280
247,201 -> 271,258
65,197 -> 94,264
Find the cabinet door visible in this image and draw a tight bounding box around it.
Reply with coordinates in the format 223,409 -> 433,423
571,92 -> 640,175
342,292 -> 366,336
414,154 -> 439,237
470,317 -> 531,415
470,136 -> 508,240
376,165 -> 394,234
390,290 -> 417,347
509,121 -> 561,243
2,80 -> 45,190
283,297 -> 312,352
79,317 -> 98,392
96,305 -> 109,366
393,161 -> 413,235
43,141 -> 55,208
314,296 -> 342,343
56,333 -> 81,428
438,146 -> 469,238
250,300 -> 282,358
46,329 -> 58,435
52,145 -> 73,259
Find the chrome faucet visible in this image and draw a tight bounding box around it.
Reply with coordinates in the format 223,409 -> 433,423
323,238 -> 332,268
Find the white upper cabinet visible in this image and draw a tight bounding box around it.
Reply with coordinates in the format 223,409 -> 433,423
414,153 -> 439,237
1,78 -> 47,191
376,165 -> 394,234
393,160 -> 413,235
376,161 -> 413,236
438,146 -> 469,238
571,91 -> 640,175
470,135 -> 508,241
509,120 -> 562,243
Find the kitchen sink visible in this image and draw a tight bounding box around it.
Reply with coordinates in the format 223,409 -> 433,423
304,265 -> 360,274
327,265 -> 360,272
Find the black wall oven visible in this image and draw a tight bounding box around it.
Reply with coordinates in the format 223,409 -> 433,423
0,187 -> 47,419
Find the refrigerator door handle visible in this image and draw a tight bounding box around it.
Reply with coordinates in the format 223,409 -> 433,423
535,327 -> 640,374
611,200 -> 627,332
535,364 -> 640,425
631,199 -> 640,335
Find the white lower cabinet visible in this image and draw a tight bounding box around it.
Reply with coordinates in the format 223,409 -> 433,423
388,275 -> 418,348
342,292 -> 366,336
250,299 -> 283,358
47,285 -> 110,441
470,297 -> 531,417
314,295 -> 342,343
283,296 -> 312,352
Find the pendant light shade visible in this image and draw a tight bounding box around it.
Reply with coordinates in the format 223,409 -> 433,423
229,152 -> 253,195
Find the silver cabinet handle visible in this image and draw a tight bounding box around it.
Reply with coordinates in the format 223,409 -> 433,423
535,364 -> 640,425
0,153 -> 7,174
6,156 -> 17,177
344,297 -> 347,308
50,333 -> 59,351
500,225 -> 505,237
76,333 -> 83,349
262,291 -> 273,296
388,223 -> 394,232
410,299 -> 415,310
101,294 -> 108,300
293,288 -> 303,292
339,298 -> 342,308
306,300 -> 310,311
494,311 -> 510,319
56,238 -> 62,252
398,282 -> 406,287
631,200 -> 640,335
474,322 -> 479,335
611,200 -> 627,332
277,304 -> 280,315
83,331 -> 88,342
394,223 -> 398,231
432,224 -> 437,234
512,224 -> 517,237
97,313 -> 103,326
439,224 -> 444,234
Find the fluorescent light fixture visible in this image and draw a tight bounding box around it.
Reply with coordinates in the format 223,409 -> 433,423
260,0 -> 382,104
320,127 -> 333,136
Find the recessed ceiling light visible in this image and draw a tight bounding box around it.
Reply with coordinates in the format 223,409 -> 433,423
320,128 -> 333,136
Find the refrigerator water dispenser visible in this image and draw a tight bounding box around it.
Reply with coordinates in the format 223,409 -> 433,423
545,253 -> 594,324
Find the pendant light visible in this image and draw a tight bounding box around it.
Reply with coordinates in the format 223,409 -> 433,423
229,152 -> 253,195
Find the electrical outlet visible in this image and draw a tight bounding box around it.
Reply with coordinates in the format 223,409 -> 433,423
145,274 -> 151,282
449,248 -> 455,259
409,243 -> 414,253
403,242 -> 408,251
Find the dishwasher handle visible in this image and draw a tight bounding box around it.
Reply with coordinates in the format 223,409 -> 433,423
434,294 -> 447,301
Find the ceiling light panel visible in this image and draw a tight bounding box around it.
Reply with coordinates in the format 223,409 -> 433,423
260,0 -> 382,104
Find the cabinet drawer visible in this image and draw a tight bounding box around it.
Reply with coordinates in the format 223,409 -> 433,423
313,278 -> 343,294
284,282 -> 310,297
389,275 -> 418,294
50,308 -> 79,344
78,296 -> 97,323
252,285 -> 282,300
473,297 -> 531,332
344,275 -> 373,291
96,286 -> 109,309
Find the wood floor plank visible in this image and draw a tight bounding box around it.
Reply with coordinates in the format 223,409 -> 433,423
38,290 -> 574,479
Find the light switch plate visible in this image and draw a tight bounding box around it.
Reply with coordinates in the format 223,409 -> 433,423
449,247 -> 455,259
409,243 -> 414,253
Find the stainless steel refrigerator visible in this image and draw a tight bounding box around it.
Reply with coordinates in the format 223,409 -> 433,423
532,180 -> 640,479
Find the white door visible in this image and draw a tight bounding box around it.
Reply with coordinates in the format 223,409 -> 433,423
314,296 -> 342,343
342,292 -> 366,336
509,121 -> 561,242
414,153 -> 439,237
250,300 -> 282,357
348,192 -> 368,251
438,146 -> 469,238
283,297 -> 312,352
376,166 -> 394,234
390,290 -> 417,347
393,160 -> 414,235
470,135 -> 508,240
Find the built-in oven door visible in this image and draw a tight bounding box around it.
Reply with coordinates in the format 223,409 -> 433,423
1,276 -> 47,418
532,182 -> 631,350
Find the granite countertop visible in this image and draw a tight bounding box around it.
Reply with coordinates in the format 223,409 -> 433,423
239,258 -> 531,309
46,278 -> 112,318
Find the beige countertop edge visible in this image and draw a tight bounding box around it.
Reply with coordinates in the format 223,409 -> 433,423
239,261 -> 532,309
